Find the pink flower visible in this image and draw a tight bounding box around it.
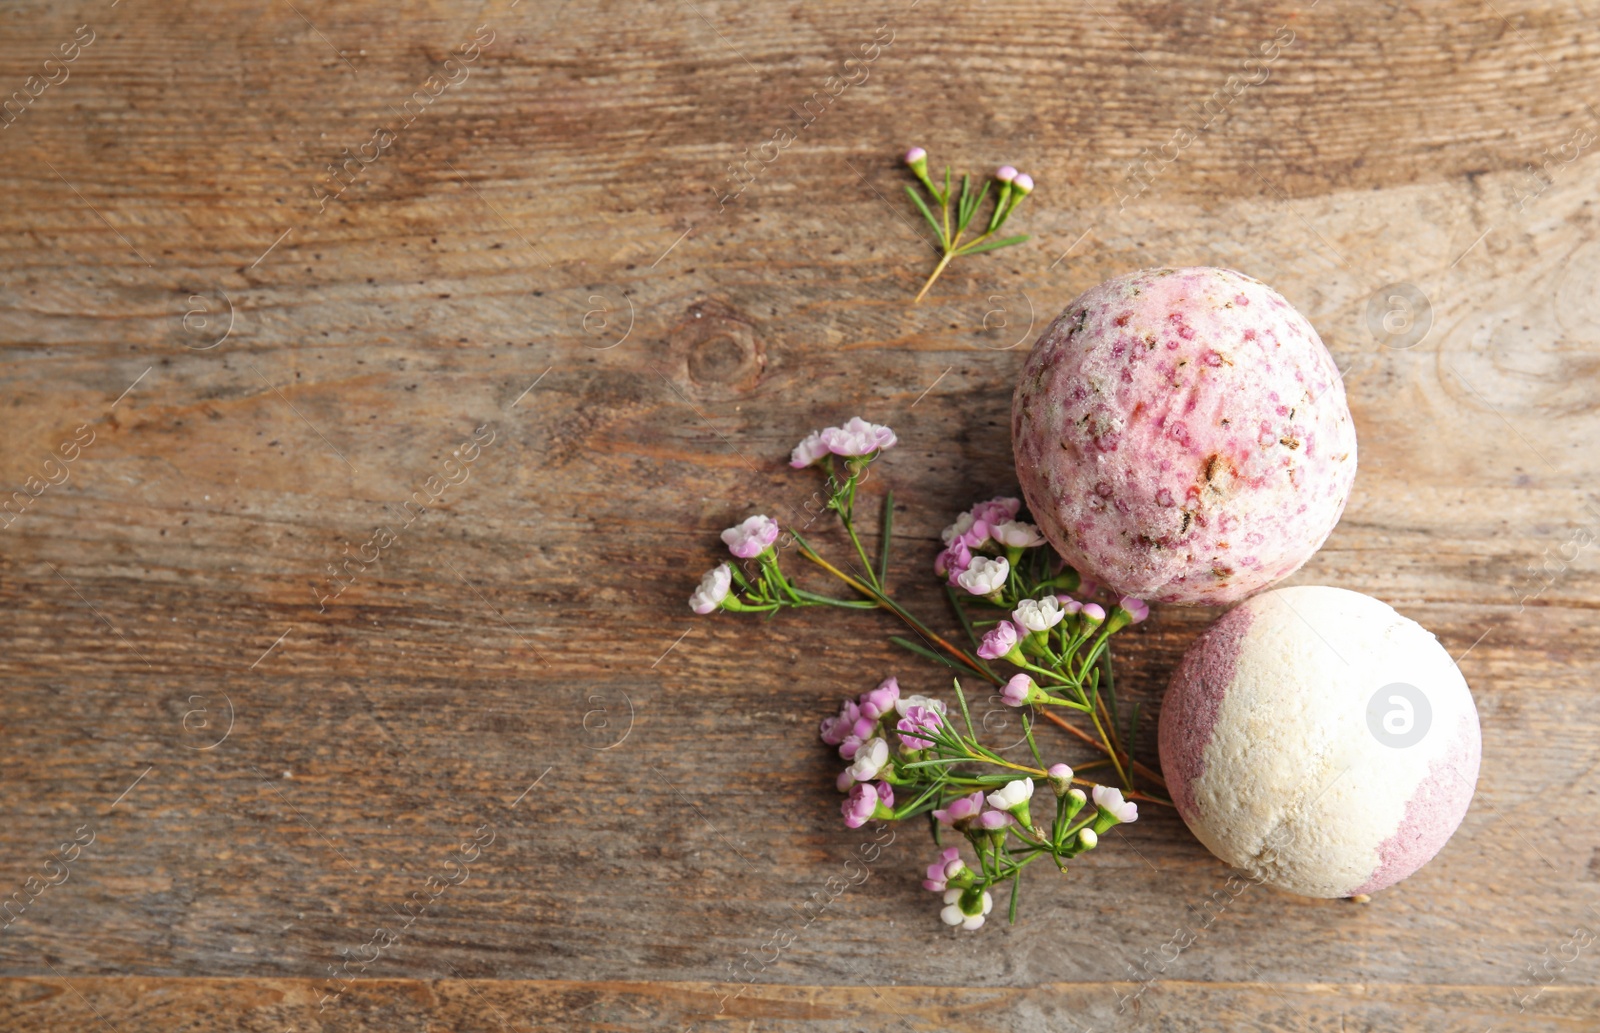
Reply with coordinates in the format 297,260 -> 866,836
1000,673 -> 1035,707
842,781 -> 894,828
975,808 -> 1011,831
1118,596 -> 1150,624
821,416 -> 897,457
1013,173 -> 1034,194
923,846 -> 966,892
858,676 -> 900,720
1081,603 -> 1106,624
896,704 -> 944,750
957,556 -> 1009,595
837,712 -> 877,759
995,165 -> 1018,183
1055,594 -> 1084,615
976,620 -> 1020,660
894,694 -> 947,719
790,430 -> 829,468
905,146 -> 927,164
689,564 -> 732,614
932,791 -> 985,827
937,539 -> 973,583
721,514 -> 780,558
1093,784 -> 1138,824
969,497 -> 1022,527
819,698 -> 862,746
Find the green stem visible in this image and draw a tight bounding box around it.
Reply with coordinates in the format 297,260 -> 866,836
795,538 -> 999,685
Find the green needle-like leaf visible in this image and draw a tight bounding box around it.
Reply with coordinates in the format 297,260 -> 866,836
1009,869 -> 1022,924
956,173 -> 974,232
1023,713 -> 1045,769
960,178 -> 991,235
946,586 -> 984,650
953,677 -> 977,738
878,488 -> 894,589
956,233 -> 1029,256
890,635 -> 956,668
905,184 -> 945,244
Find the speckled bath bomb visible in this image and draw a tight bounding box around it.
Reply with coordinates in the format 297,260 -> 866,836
1012,267 -> 1356,605
1158,586 -> 1481,898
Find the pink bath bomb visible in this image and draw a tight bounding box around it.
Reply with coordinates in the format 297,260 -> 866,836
1012,267 -> 1356,605
1158,586 -> 1481,897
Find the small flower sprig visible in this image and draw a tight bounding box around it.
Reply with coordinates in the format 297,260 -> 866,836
902,147 -> 1033,303
689,417 -> 1170,931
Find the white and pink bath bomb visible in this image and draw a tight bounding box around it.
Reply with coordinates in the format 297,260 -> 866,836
1158,586 -> 1481,897
1012,267 -> 1357,605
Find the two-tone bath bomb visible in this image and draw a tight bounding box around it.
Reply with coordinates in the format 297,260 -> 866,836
1158,586 -> 1481,898
1012,267 -> 1357,605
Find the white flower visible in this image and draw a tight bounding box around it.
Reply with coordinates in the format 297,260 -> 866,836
956,556 -> 1009,595
821,416 -> 897,457
991,520 -> 1046,548
941,511 -> 976,545
986,777 -> 1034,812
689,564 -> 732,614
1012,595 -> 1064,632
846,737 -> 890,782
789,430 -> 830,468
941,888 -> 994,931
1092,784 -> 1139,824
894,694 -> 948,718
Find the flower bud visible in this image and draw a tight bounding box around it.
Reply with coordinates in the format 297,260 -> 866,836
1105,596 -> 1150,633
1047,763 -> 1074,796
1064,787 -> 1087,820
995,165 -> 1018,183
1012,173 -> 1033,195
904,146 -> 937,196
1000,673 -> 1037,708
1077,826 -> 1098,850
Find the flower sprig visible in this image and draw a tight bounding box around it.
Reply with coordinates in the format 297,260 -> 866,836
689,417 -> 1170,932
903,147 -> 1033,303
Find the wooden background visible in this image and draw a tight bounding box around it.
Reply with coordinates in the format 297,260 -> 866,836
1,0 -> 1598,1029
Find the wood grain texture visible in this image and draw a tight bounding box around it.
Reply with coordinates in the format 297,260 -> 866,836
1,0 -> 1599,1030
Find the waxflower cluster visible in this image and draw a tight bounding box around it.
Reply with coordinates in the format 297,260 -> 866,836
692,418 -> 1164,931
902,147 -> 1034,302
